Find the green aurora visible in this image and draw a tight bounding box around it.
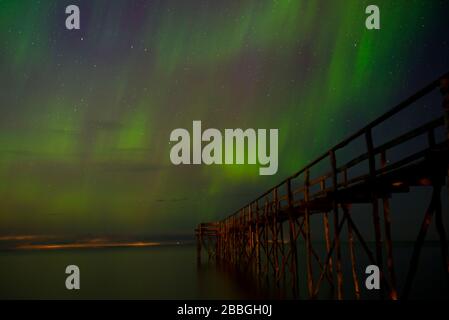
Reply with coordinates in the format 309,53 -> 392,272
0,0 -> 448,238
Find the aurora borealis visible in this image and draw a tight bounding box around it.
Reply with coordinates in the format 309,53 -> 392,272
0,0 -> 449,239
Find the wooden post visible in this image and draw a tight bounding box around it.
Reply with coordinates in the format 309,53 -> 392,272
279,220 -> 287,289
248,205 -> 253,269
343,205 -> 361,299
273,189 -> 280,285
256,202 -> 261,275
366,129 -> 385,299
380,151 -> 398,299
304,170 -> 314,298
232,216 -> 236,264
433,182 -> 449,293
264,198 -> 270,283
321,178 -> 334,292
329,150 -> 343,299
287,179 -> 299,297
323,212 -> 333,284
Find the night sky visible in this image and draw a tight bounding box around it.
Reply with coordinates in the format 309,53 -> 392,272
0,0 -> 449,240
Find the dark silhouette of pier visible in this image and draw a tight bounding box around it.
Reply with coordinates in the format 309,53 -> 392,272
196,72 -> 449,300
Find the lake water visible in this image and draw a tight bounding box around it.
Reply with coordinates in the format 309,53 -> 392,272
0,242 -> 447,299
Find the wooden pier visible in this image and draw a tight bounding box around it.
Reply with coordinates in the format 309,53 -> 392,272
196,72 -> 449,300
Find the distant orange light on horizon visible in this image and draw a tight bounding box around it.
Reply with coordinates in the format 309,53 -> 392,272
15,241 -> 161,250
0,235 -> 48,241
